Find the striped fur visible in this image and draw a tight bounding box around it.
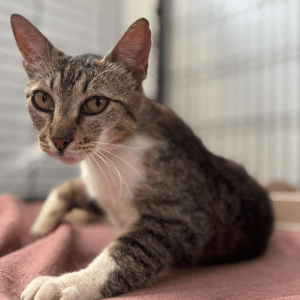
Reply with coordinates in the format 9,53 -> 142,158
12,14 -> 274,300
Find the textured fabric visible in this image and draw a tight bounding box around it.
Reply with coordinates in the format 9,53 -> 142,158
0,194 -> 300,300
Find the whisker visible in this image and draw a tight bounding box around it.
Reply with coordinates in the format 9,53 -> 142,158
92,149 -> 116,186
90,150 -> 121,201
91,149 -> 130,198
89,150 -> 111,193
92,150 -> 124,196
93,150 -> 126,187
92,141 -> 143,150
86,152 -> 115,197
95,146 -> 141,176
100,154 -> 130,196
93,149 -> 131,194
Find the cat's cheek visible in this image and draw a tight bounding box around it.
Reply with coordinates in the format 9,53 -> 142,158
27,105 -> 46,131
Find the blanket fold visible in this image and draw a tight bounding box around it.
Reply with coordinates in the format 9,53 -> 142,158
0,196 -> 22,257
1,194 -> 300,300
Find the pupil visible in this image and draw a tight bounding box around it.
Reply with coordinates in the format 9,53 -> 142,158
95,98 -> 101,107
42,93 -> 47,102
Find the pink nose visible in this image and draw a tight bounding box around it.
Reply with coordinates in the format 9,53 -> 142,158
52,138 -> 72,151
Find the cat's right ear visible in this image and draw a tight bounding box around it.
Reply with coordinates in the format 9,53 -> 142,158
105,18 -> 151,83
11,14 -> 57,67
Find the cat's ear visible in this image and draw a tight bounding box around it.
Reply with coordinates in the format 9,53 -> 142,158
11,14 -> 57,67
106,18 -> 151,82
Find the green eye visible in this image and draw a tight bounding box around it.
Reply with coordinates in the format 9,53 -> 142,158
81,96 -> 109,115
32,91 -> 54,112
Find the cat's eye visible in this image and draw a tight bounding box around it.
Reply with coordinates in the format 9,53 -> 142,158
81,96 -> 109,115
32,91 -> 54,113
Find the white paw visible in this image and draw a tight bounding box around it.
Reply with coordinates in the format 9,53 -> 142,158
21,272 -> 102,300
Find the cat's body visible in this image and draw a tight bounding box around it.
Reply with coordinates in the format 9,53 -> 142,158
11,15 -> 273,300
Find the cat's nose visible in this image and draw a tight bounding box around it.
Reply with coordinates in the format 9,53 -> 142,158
51,138 -> 72,151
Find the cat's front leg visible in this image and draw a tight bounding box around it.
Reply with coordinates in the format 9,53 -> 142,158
21,243 -> 117,300
20,272 -> 100,300
21,226 -> 172,300
31,179 -> 104,237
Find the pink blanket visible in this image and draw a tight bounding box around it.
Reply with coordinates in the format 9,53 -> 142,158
1,194 -> 300,300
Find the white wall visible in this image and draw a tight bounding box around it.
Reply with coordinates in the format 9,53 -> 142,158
168,0 -> 300,186
118,0 -> 159,99
0,0 -> 160,199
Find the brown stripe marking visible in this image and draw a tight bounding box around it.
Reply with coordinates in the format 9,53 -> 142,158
111,99 -> 136,122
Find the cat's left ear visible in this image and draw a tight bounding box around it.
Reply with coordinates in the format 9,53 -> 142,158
11,14 -> 59,67
106,18 -> 151,82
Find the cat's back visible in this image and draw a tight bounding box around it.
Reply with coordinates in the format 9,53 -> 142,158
139,99 -> 273,226
135,99 -> 273,264
138,99 -> 271,207
137,98 -> 207,156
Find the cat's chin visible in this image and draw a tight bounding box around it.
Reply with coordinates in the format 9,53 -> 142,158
43,148 -> 86,165
57,154 -> 85,165
58,156 -> 83,165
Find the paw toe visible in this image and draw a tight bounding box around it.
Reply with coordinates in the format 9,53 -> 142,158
21,276 -> 52,300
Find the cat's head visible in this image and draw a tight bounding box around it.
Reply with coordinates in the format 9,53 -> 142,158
11,14 -> 151,165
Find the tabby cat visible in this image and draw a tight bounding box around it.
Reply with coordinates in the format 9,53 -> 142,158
11,14 -> 274,300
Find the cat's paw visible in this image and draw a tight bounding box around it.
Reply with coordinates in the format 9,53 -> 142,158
21,272 -> 102,300
21,276 -> 51,300
30,190 -> 69,238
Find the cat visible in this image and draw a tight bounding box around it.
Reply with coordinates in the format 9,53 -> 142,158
11,14 -> 274,300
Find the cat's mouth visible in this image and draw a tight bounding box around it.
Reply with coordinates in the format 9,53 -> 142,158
46,149 -> 88,165
58,156 -> 82,165
59,148 -> 91,165
40,139 -> 92,165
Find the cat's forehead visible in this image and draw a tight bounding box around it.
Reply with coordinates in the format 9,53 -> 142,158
53,54 -> 105,95
28,54 -> 136,102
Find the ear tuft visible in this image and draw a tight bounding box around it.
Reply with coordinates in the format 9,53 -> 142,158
11,14 -> 54,66
108,18 -> 152,81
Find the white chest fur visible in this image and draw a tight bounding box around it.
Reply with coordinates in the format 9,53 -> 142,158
80,134 -> 155,229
